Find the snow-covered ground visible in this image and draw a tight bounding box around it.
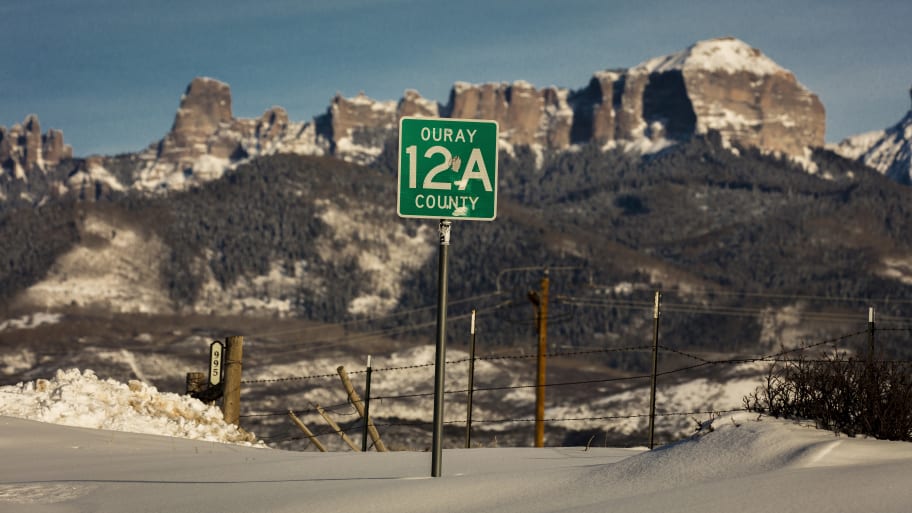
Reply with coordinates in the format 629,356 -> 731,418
1,370 -> 911,512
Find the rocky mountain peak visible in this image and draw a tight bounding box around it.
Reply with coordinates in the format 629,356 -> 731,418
255,107 -> 290,140
321,92 -> 398,164
0,114 -> 73,179
136,78 -> 326,191
579,37 -> 825,157
398,89 -> 439,118
156,77 -> 233,163
171,77 -> 233,140
832,84 -> 912,184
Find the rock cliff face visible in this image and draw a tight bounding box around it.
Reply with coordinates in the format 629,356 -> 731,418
312,81 -> 574,163
445,81 -> 573,150
0,115 -> 73,178
571,38 -> 825,156
126,37 -> 828,192
134,77 -> 327,191
137,82 -> 439,188
317,92 -> 398,165
156,77 -> 234,163
313,37 -> 823,161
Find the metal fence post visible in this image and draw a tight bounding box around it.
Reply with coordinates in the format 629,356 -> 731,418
466,309 -> 477,448
648,291 -> 661,449
362,355 -> 373,452
868,307 -> 876,360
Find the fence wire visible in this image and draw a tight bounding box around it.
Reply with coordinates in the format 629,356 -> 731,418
238,325 -> 911,448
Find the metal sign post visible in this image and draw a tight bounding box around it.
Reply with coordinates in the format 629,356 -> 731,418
431,220 -> 451,477
398,116 -> 498,478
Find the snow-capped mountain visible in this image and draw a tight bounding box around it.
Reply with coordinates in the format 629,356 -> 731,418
831,89 -> 912,184
574,37 -> 824,159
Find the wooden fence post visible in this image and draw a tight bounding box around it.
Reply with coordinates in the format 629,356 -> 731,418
185,372 -> 207,396
222,336 -> 243,426
288,410 -> 327,452
337,365 -> 387,452
314,403 -> 360,451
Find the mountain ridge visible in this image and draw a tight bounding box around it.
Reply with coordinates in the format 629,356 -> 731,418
0,37 -> 852,199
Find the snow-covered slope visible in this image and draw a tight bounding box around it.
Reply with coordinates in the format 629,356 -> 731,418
13,197 -> 434,318
1,409 -> 910,513
15,213 -> 173,314
833,108 -> 912,183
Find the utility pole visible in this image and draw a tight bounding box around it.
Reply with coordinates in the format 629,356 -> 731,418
528,269 -> 549,448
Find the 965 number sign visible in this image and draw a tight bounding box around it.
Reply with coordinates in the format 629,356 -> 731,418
397,117 -> 498,221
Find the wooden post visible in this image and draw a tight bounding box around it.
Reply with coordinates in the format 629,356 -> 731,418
528,269 -> 549,448
185,372 -> 207,396
314,403 -> 360,451
288,410 -> 327,452
337,365 -> 387,452
222,336 -> 243,426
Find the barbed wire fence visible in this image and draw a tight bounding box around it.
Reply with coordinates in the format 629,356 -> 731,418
194,267 -> 912,451
227,303 -> 911,451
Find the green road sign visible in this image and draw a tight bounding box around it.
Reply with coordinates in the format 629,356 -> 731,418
397,117 -> 498,221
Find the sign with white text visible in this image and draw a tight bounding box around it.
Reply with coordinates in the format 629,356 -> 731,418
397,117 -> 498,221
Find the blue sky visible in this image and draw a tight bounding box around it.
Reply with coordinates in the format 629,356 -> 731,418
2,0 -> 910,156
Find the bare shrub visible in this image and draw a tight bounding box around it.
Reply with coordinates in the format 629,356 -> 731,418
744,348 -> 912,441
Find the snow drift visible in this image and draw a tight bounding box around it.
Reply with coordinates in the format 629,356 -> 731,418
0,368 -> 258,445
